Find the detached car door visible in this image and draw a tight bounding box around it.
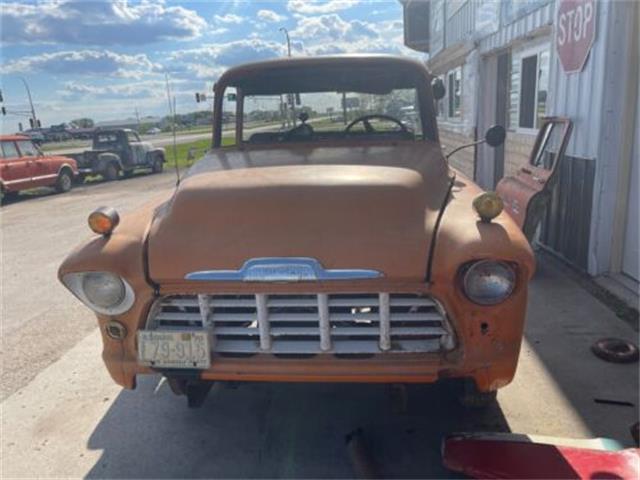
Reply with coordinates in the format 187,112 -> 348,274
16,139 -> 52,188
1,140 -> 32,191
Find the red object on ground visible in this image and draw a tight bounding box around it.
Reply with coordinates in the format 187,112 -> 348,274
443,434 -> 640,479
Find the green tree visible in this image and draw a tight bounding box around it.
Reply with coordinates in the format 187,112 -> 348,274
71,118 -> 94,128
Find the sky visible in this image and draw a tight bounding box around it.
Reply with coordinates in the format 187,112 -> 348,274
0,0 -> 419,132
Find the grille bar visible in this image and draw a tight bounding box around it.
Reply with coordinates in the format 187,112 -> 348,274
147,293 -> 455,355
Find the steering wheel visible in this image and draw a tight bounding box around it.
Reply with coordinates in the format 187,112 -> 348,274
345,114 -> 408,134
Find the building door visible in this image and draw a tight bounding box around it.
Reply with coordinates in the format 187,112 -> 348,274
621,83 -> 639,281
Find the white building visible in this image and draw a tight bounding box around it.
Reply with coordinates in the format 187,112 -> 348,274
401,0 -> 638,299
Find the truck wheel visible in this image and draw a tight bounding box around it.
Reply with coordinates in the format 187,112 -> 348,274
55,170 -> 74,193
122,170 -> 133,178
457,380 -> 497,409
152,157 -> 164,174
104,163 -> 119,181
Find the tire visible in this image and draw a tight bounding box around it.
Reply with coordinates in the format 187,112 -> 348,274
103,162 -> 119,182
457,380 -> 497,409
55,169 -> 73,193
592,338 -> 639,364
122,170 -> 134,178
152,157 -> 164,174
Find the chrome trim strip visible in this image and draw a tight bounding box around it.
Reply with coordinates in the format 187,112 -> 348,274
255,294 -> 271,350
185,257 -> 383,282
378,293 -> 390,351
317,293 -> 331,351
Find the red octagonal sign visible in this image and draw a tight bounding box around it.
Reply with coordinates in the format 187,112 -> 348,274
556,0 -> 597,74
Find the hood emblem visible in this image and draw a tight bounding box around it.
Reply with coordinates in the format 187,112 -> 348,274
185,257 -> 383,282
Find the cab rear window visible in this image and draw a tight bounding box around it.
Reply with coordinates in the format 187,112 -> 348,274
1,141 -> 19,159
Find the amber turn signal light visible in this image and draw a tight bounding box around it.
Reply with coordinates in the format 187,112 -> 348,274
88,207 -> 120,236
473,192 -> 504,223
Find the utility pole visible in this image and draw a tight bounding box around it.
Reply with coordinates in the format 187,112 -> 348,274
134,106 -> 141,132
19,77 -> 38,129
279,27 -> 295,127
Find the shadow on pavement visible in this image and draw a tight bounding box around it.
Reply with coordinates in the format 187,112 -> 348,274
523,252 -> 639,444
86,379 -> 510,479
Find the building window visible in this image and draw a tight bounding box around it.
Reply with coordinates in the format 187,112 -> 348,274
510,45 -> 550,131
448,67 -> 462,119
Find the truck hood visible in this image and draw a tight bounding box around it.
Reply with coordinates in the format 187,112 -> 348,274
148,143 -> 452,283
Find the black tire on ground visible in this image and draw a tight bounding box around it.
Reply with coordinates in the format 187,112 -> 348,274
55,169 -> 74,193
2,190 -> 19,205
122,169 -> 134,178
152,157 -> 164,174
103,162 -> 119,181
457,380 -> 498,409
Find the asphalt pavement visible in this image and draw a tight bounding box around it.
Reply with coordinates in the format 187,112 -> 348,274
1,171 -> 638,478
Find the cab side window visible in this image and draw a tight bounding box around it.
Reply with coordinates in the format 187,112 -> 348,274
1,141 -> 20,159
16,140 -> 38,157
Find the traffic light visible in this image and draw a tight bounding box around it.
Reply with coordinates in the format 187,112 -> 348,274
37,119 -> 41,127
0,89 -> 3,102
1,106 -> 6,116
29,118 -> 34,128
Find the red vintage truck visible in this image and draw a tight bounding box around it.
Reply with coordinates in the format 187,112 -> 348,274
0,134 -> 78,204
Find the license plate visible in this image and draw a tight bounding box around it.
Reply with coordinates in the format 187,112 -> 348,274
138,330 -> 211,369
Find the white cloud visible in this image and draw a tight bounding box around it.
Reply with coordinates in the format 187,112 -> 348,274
0,0 -> 206,45
287,0 -> 359,14
62,80 -> 166,99
167,39 -> 285,79
291,14 -> 378,42
213,13 -> 243,24
257,9 -> 287,23
3,50 -> 161,79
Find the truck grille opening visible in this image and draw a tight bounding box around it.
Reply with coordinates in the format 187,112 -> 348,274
146,293 -> 455,355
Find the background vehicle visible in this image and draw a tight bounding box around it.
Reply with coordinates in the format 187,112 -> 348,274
1,135 -> 77,204
65,129 -> 165,181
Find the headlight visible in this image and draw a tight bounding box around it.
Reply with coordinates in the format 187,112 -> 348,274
462,260 -> 516,305
62,272 -> 135,315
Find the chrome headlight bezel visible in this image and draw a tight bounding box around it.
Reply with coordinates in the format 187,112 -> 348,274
62,271 -> 135,315
461,260 -> 517,306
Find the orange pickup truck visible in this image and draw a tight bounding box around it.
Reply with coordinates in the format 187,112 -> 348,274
1,135 -> 78,204
59,55 -> 535,408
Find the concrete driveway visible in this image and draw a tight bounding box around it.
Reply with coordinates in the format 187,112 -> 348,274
1,173 -> 637,478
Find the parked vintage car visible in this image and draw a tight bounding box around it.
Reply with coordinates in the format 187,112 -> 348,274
65,128 -> 165,181
1,134 -> 78,204
59,56 -> 535,408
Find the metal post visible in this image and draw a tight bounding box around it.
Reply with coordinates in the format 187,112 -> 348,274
279,27 -> 296,126
19,77 -> 37,128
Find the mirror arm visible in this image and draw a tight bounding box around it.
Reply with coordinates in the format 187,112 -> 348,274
445,139 -> 486,160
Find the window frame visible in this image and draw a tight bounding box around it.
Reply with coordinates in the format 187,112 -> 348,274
512,43 -> 550,135
447,66 -> 463,121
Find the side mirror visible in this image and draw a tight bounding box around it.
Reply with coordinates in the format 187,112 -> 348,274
485,125 -> 506,147
432,78 -> 446,101
226,93 -> 237,102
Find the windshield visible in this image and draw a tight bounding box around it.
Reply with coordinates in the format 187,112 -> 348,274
241,88 -> 422,145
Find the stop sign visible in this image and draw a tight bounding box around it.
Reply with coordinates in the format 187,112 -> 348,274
556,0 -> 597,73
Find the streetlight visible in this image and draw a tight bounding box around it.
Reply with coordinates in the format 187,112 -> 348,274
279,27 -> 295,126
19,77 -> 38,128
279,27 -> 292,57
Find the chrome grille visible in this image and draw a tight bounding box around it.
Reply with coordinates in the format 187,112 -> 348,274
146,293 -> 455,354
